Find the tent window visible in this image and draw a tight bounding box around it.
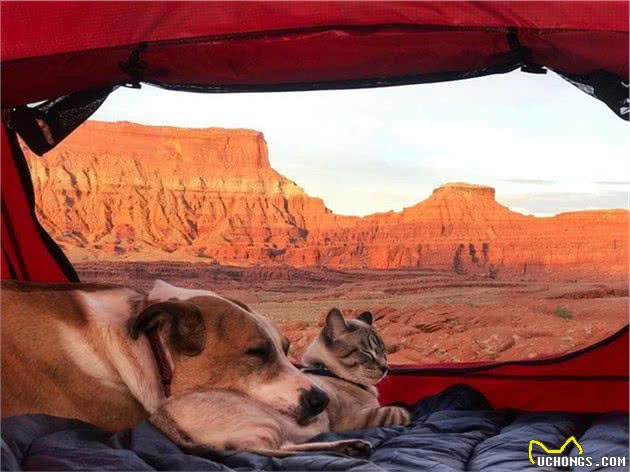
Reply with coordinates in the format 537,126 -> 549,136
18,74 -> 629,366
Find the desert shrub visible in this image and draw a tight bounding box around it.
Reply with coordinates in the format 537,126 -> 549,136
553,305 -> 573,320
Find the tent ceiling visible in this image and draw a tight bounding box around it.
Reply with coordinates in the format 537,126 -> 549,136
1,1 -> 628,108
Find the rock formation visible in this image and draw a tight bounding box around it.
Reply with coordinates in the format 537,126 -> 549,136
25,121 -> 330,264
23,120 -> 629,276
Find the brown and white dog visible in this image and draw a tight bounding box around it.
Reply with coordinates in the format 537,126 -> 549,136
1,280 -> 338,446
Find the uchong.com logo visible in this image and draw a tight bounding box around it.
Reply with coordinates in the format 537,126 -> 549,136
528,436 -> 627,468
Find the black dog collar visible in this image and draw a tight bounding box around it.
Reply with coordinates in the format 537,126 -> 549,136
301,362 -> 369,391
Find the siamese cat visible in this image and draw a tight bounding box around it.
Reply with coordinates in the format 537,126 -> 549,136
302,308 -> 410,431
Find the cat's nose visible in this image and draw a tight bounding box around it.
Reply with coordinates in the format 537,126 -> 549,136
379,364 -> 389,374
298,386 -> 329,423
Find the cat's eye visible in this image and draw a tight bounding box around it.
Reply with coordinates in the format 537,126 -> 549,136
360,350 -> 376,362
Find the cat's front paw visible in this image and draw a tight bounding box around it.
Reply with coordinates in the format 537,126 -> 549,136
379,406 -> 411,427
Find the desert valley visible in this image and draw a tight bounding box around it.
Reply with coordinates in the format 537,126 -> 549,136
23,121 -> 629,364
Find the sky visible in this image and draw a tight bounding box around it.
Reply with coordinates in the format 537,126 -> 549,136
92,71 -> 629,217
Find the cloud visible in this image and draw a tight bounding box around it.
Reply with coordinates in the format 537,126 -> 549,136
501,191 -> 629,216
501,179 -> 555,185
510,208 -> 556,217
594,181 -> 630,186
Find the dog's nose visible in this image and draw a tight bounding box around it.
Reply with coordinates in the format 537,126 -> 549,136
304,386 -> 329,414
299,386 -> 329,422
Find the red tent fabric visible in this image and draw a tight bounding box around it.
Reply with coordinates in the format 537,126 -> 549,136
1,2 -> 628,109
379,326 -> 629,413
1,1 -> 627,412
1,117 -> 78,282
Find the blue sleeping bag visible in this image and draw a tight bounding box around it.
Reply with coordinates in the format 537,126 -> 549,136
2,385 -> 627,471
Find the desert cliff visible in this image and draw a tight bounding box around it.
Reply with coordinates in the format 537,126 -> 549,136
24,120 -> 628,277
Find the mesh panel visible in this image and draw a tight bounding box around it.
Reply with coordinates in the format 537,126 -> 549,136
10,86 -> 116,156
557,70 -> 629,121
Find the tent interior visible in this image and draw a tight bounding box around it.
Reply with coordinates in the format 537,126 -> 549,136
1,2 -> 628,470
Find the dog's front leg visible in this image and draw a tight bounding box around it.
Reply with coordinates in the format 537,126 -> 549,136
263,439 -> 372,458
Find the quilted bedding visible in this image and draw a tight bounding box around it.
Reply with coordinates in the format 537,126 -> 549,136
2,385 -> 627,471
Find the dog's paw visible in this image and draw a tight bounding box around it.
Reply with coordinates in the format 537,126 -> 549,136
337,439 -> 373,458
379,406 -> 411,427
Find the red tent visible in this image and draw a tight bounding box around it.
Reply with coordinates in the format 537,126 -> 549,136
1,1 -> 628,412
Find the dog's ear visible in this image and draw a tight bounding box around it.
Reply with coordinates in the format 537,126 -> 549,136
324,308 -> 348,340
129,301 -> 206,356
226,297 -> 252,313
356,311 -> 373,325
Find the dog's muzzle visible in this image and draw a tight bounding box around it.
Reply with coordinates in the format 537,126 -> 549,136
297,386 -> 329,425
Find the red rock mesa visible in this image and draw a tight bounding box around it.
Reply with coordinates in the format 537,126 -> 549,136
24,121 -> 628,277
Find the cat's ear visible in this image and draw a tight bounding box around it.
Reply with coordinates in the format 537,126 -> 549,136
324,308 -> 348,339
357,311 -> 373,325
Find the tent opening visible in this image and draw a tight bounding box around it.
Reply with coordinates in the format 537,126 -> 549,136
7,71 -> 627,412
2,1 -> 628,418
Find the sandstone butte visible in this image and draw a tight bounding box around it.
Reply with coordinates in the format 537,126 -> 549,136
23,120 -> 629,277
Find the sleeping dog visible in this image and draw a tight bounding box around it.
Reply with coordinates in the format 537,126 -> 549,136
148,308 -> 407,457
1,279 -> 368,455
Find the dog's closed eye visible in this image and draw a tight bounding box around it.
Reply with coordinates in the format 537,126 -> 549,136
246,341 -> 273,361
